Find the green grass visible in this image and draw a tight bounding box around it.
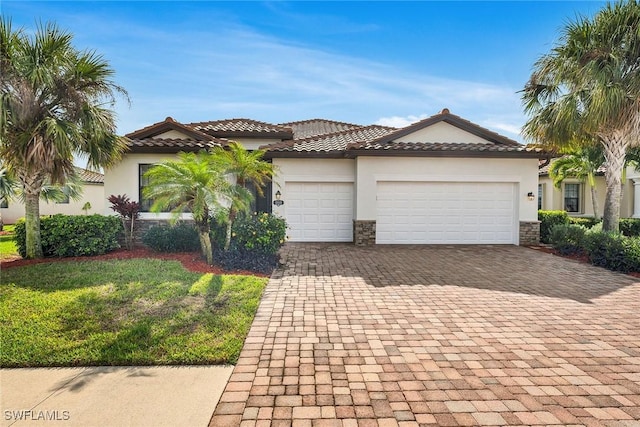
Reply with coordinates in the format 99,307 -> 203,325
0,258 -> 267,367
0,224 -> 18,260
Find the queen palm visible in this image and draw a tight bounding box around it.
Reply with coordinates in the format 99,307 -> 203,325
522,1 -> 640,232
143,151 -> 233,265
211,142 -> 275,250
549,145 -> 605,220
0,19 -> 128,258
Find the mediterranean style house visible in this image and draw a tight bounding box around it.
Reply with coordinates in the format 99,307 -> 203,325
538,162 -> 640,219
1,168 -> 105,224
104,109 -> 547,245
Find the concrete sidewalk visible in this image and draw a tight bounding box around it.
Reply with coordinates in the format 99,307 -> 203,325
1,366 -> 232,427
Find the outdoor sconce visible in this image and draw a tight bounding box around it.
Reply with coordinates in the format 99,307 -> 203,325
527,192 -> 535,201
273,190 -> 284,206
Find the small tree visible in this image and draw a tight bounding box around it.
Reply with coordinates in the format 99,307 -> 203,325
82,202 -> 92,214
108,194 -> 140,250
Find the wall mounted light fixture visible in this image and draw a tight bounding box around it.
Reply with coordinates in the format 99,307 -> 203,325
527,192 -> 535,201
273,190 -> 284,206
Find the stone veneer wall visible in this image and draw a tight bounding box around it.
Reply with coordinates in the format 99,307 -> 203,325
353,220 -> 376,246
519,221 -> 540,246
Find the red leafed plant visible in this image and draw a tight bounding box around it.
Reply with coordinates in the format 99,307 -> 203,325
108,194 -> 140,250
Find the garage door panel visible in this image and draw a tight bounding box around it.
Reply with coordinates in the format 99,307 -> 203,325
377,182 -> 516,244
286,182 -> 353,242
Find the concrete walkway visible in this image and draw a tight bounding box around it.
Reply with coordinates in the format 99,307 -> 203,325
211,243 -> 640,426
1,366 -> 232,427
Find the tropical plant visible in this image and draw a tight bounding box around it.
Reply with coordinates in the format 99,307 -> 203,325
0,19 -> 128,258
210,142 -> 275,250
549,145 -> 605,220
108,194 -> 140,250
0,166 -> 17,231
521,1 -> 640,232
143,151 -> 232,265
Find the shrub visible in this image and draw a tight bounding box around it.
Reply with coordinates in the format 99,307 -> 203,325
538,210 -> 569,243
584,231 -> 640,272
549,224 -> 587,255
142,223 -> 200,252
568,217 -> 601,229
619,218 -> 640,236
14,215 -> 121,258
212,212 -> 287,255
213,248 -> 279,275
108,194 -> 140,250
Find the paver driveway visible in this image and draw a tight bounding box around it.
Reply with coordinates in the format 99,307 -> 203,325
210,244 -> 640,427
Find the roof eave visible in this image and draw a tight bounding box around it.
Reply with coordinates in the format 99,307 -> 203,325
345,149 -> 549,159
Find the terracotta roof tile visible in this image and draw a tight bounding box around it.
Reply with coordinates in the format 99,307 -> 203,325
265,125 -> 396,153
278,119 -> 365,139
75,168 -> 104,184
187,118 -> 292,137
126,138 -> 224,153
348,141 -> 546,155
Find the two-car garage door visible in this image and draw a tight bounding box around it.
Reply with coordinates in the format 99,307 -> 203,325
376,181 -> 517,244
283,181 -> 517,244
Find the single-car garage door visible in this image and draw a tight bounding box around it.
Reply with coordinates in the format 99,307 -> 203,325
376,181 -> 517,244
285,182 -> 354,242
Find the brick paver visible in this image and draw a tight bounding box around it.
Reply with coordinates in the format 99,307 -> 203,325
210,244 -> 640,426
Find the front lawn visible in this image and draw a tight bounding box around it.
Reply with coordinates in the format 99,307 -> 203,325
0,258 -> 267,367
0,224 -> 19,260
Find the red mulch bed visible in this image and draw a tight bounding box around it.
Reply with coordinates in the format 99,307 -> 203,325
528,245 -> 640,278
0,247 -> 266,277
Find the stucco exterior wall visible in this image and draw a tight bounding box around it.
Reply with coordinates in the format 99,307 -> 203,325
271,158 -> 355,217
396,122 -> 491,144
539,169 -> 636,218
103,153 -> 186,220
355,157 -> 539,221
1,183 -> 105,224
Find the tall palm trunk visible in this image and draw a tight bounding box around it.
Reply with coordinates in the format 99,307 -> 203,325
24,189 -> 43,259
601,132 -> 629,232
587,173 -> 600,221
224,208 -> 236,251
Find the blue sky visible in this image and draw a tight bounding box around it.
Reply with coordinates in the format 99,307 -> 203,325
5,1 -> 607,141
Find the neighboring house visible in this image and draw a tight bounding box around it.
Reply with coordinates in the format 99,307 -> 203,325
104,109 -> 547,245
538,162 -> 640,218
1,168 -> 105,224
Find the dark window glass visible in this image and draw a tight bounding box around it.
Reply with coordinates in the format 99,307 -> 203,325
564,183 -> 580,213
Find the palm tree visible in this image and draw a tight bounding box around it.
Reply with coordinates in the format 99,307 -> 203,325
211,142 -> 275,250
143,151 -> 232,265
0,19 -> 128,258
549,145 -> 605,220
521,1 -> 640,232
0,166 -> 17,230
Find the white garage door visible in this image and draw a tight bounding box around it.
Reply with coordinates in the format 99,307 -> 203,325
285,182 -> 354,242
377,181 -> 517,244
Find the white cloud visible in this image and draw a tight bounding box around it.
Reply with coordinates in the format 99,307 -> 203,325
375,114 -> 430,128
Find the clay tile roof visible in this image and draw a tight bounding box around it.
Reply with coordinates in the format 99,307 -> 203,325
265,125 -> 397,153
126,137 -> 225,153
347,141 -> 546,158
278,119 -> 365,139
361,109 -> 522,148
75,167 -> 104,184
126,117 -> 212,141
187,118 -> 293,138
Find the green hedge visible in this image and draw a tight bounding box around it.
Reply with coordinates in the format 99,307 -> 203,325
619,218 -> 640,236
568,217 -> 601,228
14,215 -> 121,258
538,210 -> 569,243
142,223 -> 201,252
211,212 -> 287,256
549,224 -> 587,255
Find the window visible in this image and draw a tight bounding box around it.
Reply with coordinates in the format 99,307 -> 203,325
564,183 -> 581,213
56,193 -> 70,204
0,198 -> 7,208
538,184 -> 543,210
139,164 -> 154,212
